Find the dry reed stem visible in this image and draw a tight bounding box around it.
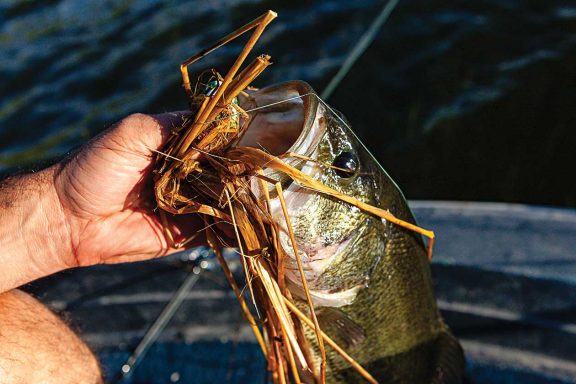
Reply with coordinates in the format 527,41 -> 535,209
227,147 -> 436,259
224,188 -> 259,314
254,259 -> 308,369
152,10 -> 438,383
177,11 -> 277,158
274,181 -> 327,383
274,337 -> 287,384
280,322 -> 302,384
224,55 -> 272,106
283,298 -> 379,384
205,227 -> 268,357
256,170 -> 286,294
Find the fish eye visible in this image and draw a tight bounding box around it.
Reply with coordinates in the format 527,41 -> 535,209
332,151 -> 358,178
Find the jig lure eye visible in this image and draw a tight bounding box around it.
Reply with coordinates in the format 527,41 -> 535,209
332,151 -> 358,178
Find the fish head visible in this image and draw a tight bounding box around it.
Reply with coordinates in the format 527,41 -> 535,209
238,81 -> 420,308
237,82 -> 460,380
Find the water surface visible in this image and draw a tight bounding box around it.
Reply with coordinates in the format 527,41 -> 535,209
1,0 -> 575,206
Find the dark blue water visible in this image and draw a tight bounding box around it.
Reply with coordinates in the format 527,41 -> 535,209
97,341 -> 574,384
1,0 -> 575,206
99,342 -> 267,384
0,0 -> 385,165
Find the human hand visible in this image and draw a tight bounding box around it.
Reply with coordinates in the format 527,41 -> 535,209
53,113 -> 204,267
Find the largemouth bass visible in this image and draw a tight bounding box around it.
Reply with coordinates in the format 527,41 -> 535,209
238,81 -> 465,383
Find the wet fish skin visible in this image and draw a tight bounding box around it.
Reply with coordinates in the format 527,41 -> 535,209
243,81 -> 465,383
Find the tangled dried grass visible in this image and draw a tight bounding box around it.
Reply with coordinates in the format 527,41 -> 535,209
153,11 -> 434,384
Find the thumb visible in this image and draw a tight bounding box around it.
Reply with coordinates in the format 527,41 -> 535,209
149,111 -> 193,150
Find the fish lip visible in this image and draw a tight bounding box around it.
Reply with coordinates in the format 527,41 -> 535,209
241,80 -> 326,160
278,81 -> 322,155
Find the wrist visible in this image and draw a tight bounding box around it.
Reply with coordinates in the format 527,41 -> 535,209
0,165 -> 74,291
34,165 -> 77,270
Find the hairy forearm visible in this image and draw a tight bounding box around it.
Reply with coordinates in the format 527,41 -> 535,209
0,166 -> 71,292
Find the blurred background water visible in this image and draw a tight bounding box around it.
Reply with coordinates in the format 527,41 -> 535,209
1,0 -> 575,206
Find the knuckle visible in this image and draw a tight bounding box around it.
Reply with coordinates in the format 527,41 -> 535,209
121,113 -> 153,130
112,113 -> 158,142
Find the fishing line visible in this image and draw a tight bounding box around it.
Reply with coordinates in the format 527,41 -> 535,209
134,88 -> 427,380
145,94 -> 313,162
243,92 -> 315,113
171,92 -> 317,130
152,89 -> 404,213
313,93 -> 407,195
321,0 -> 401,100
107,4 -> 407,379
153,90 -> 430,243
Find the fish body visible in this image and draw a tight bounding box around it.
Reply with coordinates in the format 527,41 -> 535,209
239,81 -> 464,383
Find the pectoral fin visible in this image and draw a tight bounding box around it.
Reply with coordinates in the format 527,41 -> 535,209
317,307 -> 366,350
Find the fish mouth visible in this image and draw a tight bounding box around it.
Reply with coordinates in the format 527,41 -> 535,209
238,81 -> 362,306
238,80 -> 354,258
237,80 -> 326,158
